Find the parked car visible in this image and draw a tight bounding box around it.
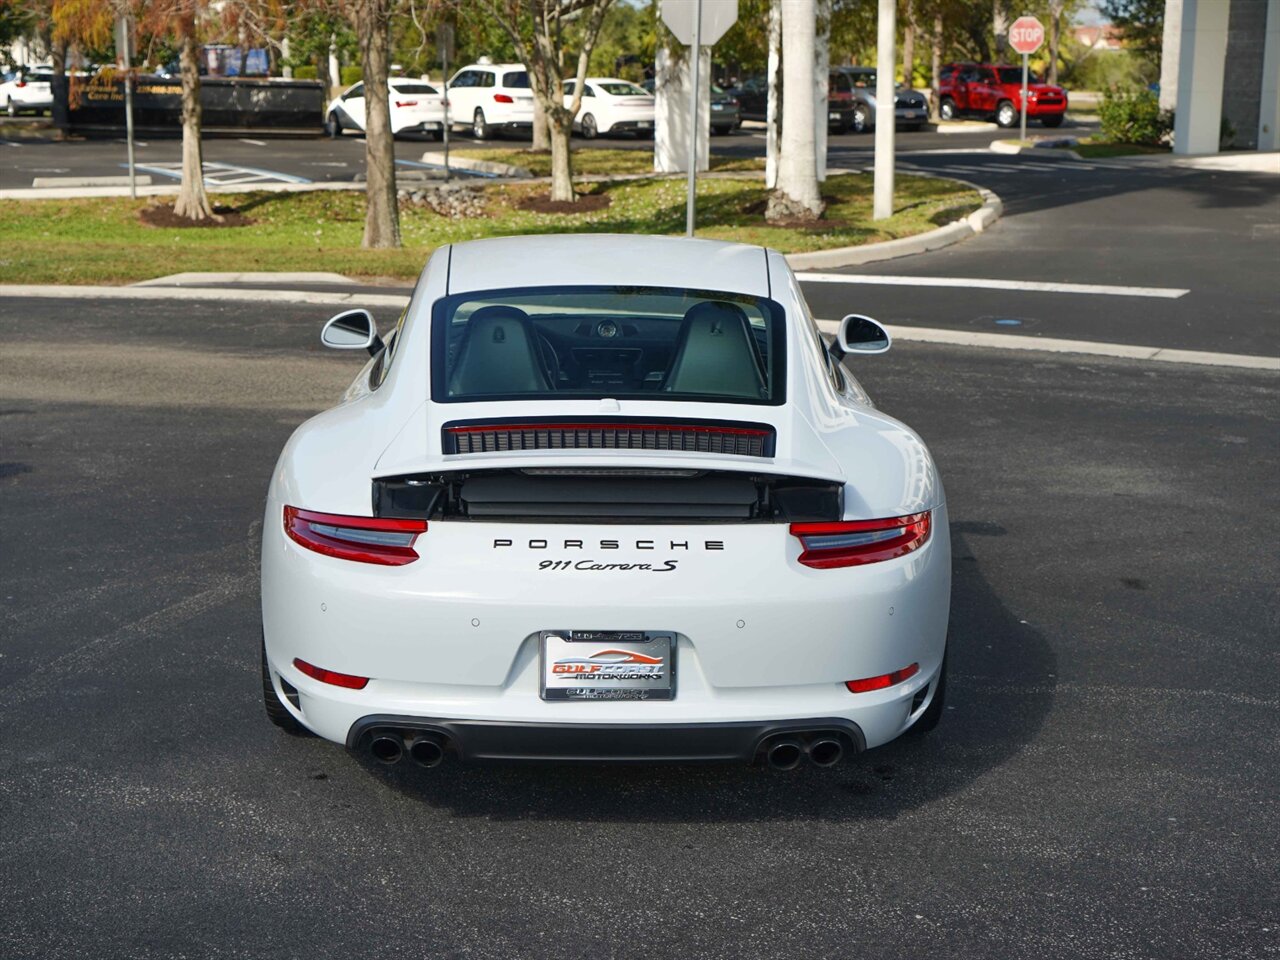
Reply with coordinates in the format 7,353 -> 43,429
261,233 -> 951,769
833,67 -> 929,132
1,67 -> 54,117
563,77 -> 654,138
325,77 -> 447,139
938,62 -> 1067,128
726,73 -> 857,132
446,62 -> 535,139
639,78 -> 740,134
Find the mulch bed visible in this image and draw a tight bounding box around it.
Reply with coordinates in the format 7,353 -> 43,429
514,192 -> 612,214
139,204 -> 255,228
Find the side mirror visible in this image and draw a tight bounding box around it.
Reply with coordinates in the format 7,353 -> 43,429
321,309 -> 383,356
835,314 -> 892,356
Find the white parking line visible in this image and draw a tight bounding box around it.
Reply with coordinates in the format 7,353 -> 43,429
240,138 -> 267,146
796,273 -> 1190,299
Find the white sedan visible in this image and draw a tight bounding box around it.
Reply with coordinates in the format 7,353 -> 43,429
261,234 -> 950,770
325,77 -> 446,138
563,77 -> 655,138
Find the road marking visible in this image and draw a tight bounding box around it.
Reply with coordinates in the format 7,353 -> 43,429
815,320 -> 1279,371
0,283 -> 1267,370
121,160 -> 312,185
239,138 -> 267,146
796,272 -> 1190,299
116,138 -> 149,146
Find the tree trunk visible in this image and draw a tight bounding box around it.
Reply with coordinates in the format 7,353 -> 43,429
529,97 -> 550,152
173,30 -> 215,221
930,11 -> 942,117
992,0 -> 1009,59
1048,1 -> 1063,86
356,0 -> 400,248
814,0 -> 829,182
768,0 -> 823,221
765,0 -> 782,190
902,0 -> 915,87
549,113 -> 573,201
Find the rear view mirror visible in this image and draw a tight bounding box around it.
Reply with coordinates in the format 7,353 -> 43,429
321,309 -> 383,356
836,314 -> 891,355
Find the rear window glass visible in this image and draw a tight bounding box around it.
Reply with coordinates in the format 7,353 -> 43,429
996,67 -> 1040,84
597,81 -> 649,96
431,286 -> 786,405
392,83 -> 438,94
502,71 -> 530,88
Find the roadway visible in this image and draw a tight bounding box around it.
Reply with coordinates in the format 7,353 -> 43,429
0,291 -> 1275,960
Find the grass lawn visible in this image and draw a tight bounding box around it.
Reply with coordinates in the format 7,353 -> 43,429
451,147 -> 765,176
0,173 -> 981,285
1074,140 -> 1170,158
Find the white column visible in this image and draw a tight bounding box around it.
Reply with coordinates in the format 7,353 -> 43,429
1159,0 -> 1183,112
654,45 -> 711,173
1259,0 -> 1280,150
1173,0 -> 1230,155
281,37 -> 293,79
328,36 -> 340,91
814,0 -> 830,182
873,0 -> 896,219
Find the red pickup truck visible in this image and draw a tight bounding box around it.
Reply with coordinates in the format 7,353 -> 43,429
938,63 -> 1067,128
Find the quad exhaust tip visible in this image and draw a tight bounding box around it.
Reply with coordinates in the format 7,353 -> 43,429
408,735 -> 446,768
366,729 -> 451,768
763,733 -> 846,770
369,732 -> 404,765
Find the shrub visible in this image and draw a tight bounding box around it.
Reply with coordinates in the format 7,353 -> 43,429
340,65 -> 363,87
1098,86 -> 1173,145
292,65 -> 318,80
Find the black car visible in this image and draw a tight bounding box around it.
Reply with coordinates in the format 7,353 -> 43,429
640,79 -> 741,134
725,73 -> 856,132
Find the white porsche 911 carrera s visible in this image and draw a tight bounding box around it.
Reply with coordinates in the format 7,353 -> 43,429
261,234 -> 950,770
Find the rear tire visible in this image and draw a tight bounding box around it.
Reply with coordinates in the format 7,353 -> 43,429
938,97 -> 956,122
852,103 -> 870,134
262,639 -> 310,736
996,100 -> 1017,128
581,112 -> 598,139
472,108 -> 491,140
324,111 -> 341,138
907,651 -> 947,736
5,99 -> 15,118
1041,114 -> 1064,128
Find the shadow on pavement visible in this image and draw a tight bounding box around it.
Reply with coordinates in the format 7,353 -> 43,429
359,525 -> 1058,821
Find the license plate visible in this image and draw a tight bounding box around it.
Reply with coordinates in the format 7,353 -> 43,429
541,631 -> 675,701
829,111 -> 840,119
638,120 -> 652,128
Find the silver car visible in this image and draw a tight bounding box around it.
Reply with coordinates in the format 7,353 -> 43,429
835,67 -> 929,133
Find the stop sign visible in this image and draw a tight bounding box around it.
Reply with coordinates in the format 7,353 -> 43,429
1009,16 -> 1045,56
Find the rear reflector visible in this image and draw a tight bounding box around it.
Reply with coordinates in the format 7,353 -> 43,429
394,99 -> 418,107
284,506 -> 426,566
846,663 -> 919,694
494,93 -> 514,103
293,658 -> 369,690
790,512 -> 931,569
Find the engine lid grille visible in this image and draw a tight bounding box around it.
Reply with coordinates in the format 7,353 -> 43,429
443,419 -> 776,458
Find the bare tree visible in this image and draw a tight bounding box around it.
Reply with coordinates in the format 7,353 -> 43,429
768,0 -> 822,221
474,0 -> 614,203
901,0 -> 915,86
1047,0 -> 1064,85
172,12 -> 215,220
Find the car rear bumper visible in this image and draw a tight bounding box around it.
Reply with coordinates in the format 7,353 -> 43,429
346,714 -> 867,763
605,118 -> 655,132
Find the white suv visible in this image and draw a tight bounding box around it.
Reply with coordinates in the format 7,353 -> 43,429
1,67 -> 54,117
446,62 -> 535,139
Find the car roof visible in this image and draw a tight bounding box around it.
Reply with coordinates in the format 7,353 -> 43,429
447,234 -> 771,298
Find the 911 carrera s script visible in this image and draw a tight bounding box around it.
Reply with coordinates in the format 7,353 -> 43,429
538,559 -> 679,572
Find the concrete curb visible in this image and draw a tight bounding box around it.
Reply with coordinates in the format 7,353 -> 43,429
989,137 -> 1080,157
0,181 -> 366,200
936,121 -> 998,134
421,153 -> 534,178
134,271 -> 356,287
784,177 -> 1001,270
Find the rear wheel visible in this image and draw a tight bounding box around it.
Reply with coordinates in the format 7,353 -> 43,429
581,112 -> 598,139
996,100 -> 1017,128
472,108 -> 491,140
5,99 -> 16,118
938,97 -> 956,122
262,639 -> 310,736
1041,114 -> 1064,128
907,650 -> 947,735
851,103 -> 870,134
324,111 -> 341,138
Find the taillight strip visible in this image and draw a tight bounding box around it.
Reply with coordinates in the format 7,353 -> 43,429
791,512 -> 931,569
846,663 -> 919,693
294,658 -> 370,690
284,506 -> 427,566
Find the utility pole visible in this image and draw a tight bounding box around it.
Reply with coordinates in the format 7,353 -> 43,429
873,0 -> 895,220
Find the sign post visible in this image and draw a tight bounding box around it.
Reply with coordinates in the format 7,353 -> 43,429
1009,15 -> 1045,142
437,23 -> 455,181
659,0 -> 737,237
115,16 -> 136,199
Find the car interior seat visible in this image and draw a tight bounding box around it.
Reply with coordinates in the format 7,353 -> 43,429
447,305 -> 552,395
664,300 -> 767,399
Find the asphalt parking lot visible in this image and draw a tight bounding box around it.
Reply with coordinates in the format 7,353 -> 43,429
1,290 -> 1276,959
